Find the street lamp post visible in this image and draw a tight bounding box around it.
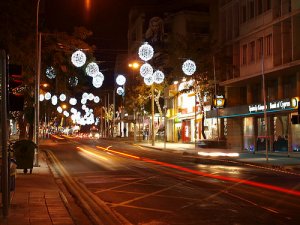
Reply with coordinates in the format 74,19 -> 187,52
34,0 -> 41,167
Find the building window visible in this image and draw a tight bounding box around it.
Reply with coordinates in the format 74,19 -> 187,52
242,44 -> 247,65
249,41 -> 255,63
265,34 -> 272,56
249,0 -> 255,19
256,0 -> 263,15
256,37 -> 263,59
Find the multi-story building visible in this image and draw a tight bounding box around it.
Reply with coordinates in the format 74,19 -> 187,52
127,1 -> 213,143
206,0 -> 300,153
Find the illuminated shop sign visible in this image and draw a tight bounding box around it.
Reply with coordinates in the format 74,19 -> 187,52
248,98 -> 298,113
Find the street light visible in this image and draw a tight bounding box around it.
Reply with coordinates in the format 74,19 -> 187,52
34,0 -> 41,167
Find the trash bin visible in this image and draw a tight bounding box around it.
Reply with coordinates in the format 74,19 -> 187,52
14,140 -> 36,174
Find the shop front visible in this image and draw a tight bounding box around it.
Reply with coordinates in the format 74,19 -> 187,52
206,97 -> 300,153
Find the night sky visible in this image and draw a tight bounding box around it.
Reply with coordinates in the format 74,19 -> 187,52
43,0 -> 164,88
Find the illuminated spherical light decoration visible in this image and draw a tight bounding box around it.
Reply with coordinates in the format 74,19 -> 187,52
92,74 -> 103,88
138,42 -> 154,61
70,108 -> 77,114
82,105 -> 87,110
182,59 -> 196,76
82,92 -> 89,100
140,63 -> 153,78
153,70 -> 165,84
51,95 -> 58,105
57,106 -> 63,113
45,92 -> 51,100
39,94 -> 45,102
81,98 -> 87,105
59,94 -> 66,102
63,111 -> 69,117
88,93 -> 94,101
116,87 -> 124,95
45,66 -> 56,79
71,50 -> 86,67
116,74 -> 126,86
94,96 -> 100,103
144,74 -> 154,86
85,62 -> 99,77
69,76 -> 78,87
69,98 -> 77,105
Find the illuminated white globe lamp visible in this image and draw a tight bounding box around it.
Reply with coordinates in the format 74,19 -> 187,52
140,63 -> 153,78
116,87 -> 124,95
138,42 -> 154,61
85,62 -> 99,77
69,98 -> 77,105
153,70 -> 165,84
71,50 -> 86,67
45,92 -> 51,100
92,75 -> 103,88
51,95 -> 58,105
82,92 -> 89,100
57,106 -> 63,113
45,66 -> 56,79
81,98 -> 87,105
88,93 -> 94,101
144,73 -> 154,86
116,74 -> 126,86
59,94 -> 66,102
39,94 -> 45,102
94,96 -> 100,103
182,59 -> 196,76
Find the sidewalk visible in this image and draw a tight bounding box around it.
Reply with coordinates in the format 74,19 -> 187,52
0,151 -> 74,225
136,141 -> 300,174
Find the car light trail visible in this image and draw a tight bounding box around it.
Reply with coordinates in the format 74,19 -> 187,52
77,147 -> 109,161
95,145 -> 300,197
50,134 -> 65,140
96,146 -> 141,160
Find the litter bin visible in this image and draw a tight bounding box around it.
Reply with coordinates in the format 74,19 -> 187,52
14,140 -> 36,174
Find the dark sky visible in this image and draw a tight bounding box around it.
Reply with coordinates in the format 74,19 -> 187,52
44,0 -> 163,87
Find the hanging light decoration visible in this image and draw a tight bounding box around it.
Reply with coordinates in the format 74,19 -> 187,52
45,66 -> 56,79
153,70 -> 165,84
116,87 -> 124,95
92,74 -> 104,88
88,93 -> 94,101
71,50 -> 86,67
59,94 -> 66,102
45,92 -> 51,100
144,73 -> 154,86
82,92 -> 89,100
81,98 -> 87,105
51,95 -> 58,105
57,106 -> 63,113
116,74 -> 126,86
63,111 -> 70,117
182,59 -> 196,76
94,96 -> 100,103
138,42 -> 154,61
140,63 -> 153,78
85,62 -> 99,77
39,94 -> 45,102
69,98 -> 77,105
69,76 -> 78,87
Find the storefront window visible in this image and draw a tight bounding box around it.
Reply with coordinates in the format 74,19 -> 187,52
244,117 -> 255,151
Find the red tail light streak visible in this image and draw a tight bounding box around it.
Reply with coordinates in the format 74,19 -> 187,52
95,146 -> 300,197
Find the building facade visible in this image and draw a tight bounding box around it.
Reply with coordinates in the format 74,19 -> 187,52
205,0 -> 300,153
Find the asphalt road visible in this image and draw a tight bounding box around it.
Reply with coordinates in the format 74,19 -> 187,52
42,137 -> 300,225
